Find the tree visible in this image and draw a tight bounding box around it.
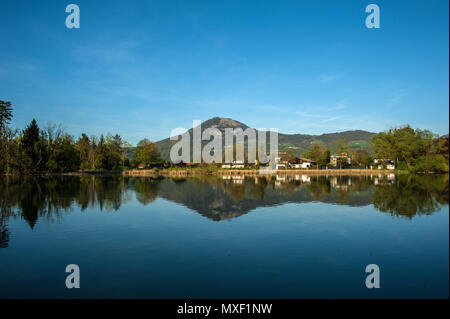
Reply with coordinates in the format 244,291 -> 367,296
43,123 -> 64,172
0,101 -> 15,174
320,148 -> 331,167
105,133 -> 122,170
305,143 -> 323,168
134,139 -> 160,168
371,125 -> 448,172
21,119 -> 46,172
334,139 -> 349,154
49,135 -> 80,172
94,134 -> 108,169
0,100 -> 13,132
283,149 -> 297,163
0,126 -> 19,174
77,134 -> 92,169
305,142 -> 330,168
121,140 -> 132,169
351,149 -> 372,167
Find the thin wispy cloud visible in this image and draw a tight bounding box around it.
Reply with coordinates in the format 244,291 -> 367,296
319,74 -> 342,83
0,1 -> 447,141
385,88 -> 412,107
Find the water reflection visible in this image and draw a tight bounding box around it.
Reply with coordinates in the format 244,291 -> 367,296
0,174 -> 448,248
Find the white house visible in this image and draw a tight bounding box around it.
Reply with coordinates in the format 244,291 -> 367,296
301,162 -> 312,169
330,153 -> 352,166
222,160 -> 245,169
289,157 -> 316,169
372,159 -> 396,170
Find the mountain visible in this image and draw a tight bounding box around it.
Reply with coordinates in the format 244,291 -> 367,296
156,117 -> 375,160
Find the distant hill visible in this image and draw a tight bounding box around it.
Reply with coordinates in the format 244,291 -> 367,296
156,117 -> 376,161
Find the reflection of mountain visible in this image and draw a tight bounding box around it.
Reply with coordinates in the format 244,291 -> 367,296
0,174 -> 448,247
156,176 -> 374,221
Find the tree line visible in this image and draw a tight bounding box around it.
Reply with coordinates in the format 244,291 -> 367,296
282,139 -> 372,169
296,127 -> 448,172
0,100 -> 162,175
371,126 -> 449,172
1,100 -> 449,174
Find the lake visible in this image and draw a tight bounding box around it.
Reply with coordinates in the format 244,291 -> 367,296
0,173 -> 448,298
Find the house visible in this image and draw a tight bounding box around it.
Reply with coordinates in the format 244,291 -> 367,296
272,155 -> 287,170
330,153 -> 352,167
371,159 -> 395,170
289,157 -> 316,169
222,160 -> 245,169
299,157 -> 316,169
275,158 -> 288,170
232,160 -> 245,169
137,163 -> 145,169
386,163 -> 395,170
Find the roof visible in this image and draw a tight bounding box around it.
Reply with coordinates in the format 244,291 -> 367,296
298,157 -> 316,163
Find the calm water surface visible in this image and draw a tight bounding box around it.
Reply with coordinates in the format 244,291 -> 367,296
0,174 -> 448,298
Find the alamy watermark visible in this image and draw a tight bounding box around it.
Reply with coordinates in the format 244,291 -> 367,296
169,120 -> 279,172
63,4 -> 380,31
65,4 -> 80,29
365,264 -> 380,289
365,4 -> 380,29
65,264 -> 80,289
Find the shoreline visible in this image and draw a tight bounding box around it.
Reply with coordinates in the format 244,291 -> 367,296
122,168 -> 408,177
3,168 -> 446,177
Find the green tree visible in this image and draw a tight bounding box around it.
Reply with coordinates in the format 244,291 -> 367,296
121,140 -> 132,169
21,119 -> 46,172
77,133 -> 92,169
105,133 -> 123,170
371,125 -> 448,171
94,134 -> 108,169
334,139 -> 349,154
0,100 -> 13,132
134,139 -> 160,168
283,149 -> 297,163
305,142 -> 330,168
0,100 -> 15,174
351,149 -> 372,167
53,135 -> 80,172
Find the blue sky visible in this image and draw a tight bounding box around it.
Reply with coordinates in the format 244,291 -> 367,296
0,0 -> 448,144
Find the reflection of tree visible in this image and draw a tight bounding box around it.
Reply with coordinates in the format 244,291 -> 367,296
134,178 -> 161,205
246,178 -> 267,200
0,175 -> 131,235
223,182 -> 246,202
0,211 -> 10,248
275,180 -> 301,196
372,174 -> 449,218
0,174 -> 448,247
94,176 -> 128,210
306,177 -> 331,201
